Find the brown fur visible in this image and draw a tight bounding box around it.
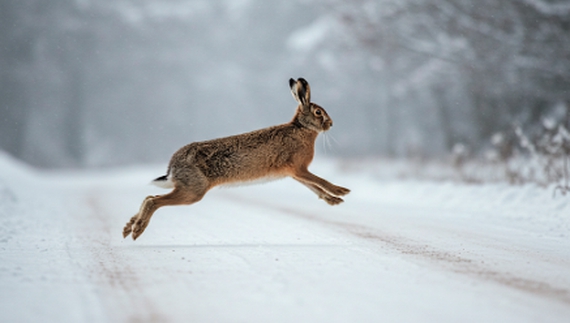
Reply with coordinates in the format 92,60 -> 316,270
123,78 -> 350,240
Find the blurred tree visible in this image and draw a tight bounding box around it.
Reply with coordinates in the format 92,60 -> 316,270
325,0 -> 570,154
3,0 -> 569,167
0,0 -> 95,166
0,1 -> 36,158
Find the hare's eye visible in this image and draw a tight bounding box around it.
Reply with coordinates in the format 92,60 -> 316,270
315,109 -> 322,116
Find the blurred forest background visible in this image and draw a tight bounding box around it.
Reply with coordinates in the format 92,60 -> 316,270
1,0 -> 570,168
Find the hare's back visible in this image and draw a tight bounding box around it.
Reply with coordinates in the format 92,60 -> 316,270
171,126 -> 302,183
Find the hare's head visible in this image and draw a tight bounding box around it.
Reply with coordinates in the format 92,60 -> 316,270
289,78 -> 332,132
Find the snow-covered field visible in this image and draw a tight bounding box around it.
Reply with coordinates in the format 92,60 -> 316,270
1,151 -> 569,323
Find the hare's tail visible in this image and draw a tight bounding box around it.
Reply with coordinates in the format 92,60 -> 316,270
151,174 -> 174,189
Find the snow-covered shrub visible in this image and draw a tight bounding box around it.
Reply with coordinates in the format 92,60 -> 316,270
514,122 -> 570,195
451,143 -> 468,169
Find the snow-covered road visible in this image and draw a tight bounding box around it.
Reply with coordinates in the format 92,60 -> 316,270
1,154 -> 569,322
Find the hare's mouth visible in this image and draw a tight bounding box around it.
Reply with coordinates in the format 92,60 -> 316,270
322,120 -> 332,131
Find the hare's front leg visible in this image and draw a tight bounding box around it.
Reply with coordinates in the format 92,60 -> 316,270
292,168 -> 350,198
299,182 -> 344,205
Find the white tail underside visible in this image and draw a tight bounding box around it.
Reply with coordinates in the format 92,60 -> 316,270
151,176 -> 175,189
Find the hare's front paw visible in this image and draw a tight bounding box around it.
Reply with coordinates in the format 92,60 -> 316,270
323,195 -> 344,205
331,185 -> 350,197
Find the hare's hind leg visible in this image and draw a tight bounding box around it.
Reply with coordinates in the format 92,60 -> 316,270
292,168 -> 350,198
123,195 -> 155,238
123,186 -> 206,240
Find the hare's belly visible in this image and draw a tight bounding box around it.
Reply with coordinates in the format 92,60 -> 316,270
219,174 -> 287,188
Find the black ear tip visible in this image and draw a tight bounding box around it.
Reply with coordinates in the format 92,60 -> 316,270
298,78 -> 308,87
289,78 -> 296,88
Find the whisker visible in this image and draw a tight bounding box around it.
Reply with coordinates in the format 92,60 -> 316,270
328,133 -> 340,146
325,133 -> 338,154
324,132 -> 335,154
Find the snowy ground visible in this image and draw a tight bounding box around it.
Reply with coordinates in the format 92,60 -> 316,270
1,152 -> 569,323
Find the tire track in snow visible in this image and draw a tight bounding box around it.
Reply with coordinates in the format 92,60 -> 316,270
221,192 -> 570,306
78,193 -> 169,323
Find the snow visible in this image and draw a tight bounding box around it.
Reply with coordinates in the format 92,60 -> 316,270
1,151 -> 569,323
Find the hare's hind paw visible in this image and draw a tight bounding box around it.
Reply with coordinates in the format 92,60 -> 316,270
131,218 -> 150,240
122,215 -> 137,238
122,225 -> 132,238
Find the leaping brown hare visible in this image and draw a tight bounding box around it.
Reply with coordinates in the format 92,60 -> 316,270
123,78 -> 350,240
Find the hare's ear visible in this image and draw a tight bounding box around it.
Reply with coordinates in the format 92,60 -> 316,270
289,77 -> 311,108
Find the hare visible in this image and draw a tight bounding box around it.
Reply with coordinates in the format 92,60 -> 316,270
123,78 -> 350,240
